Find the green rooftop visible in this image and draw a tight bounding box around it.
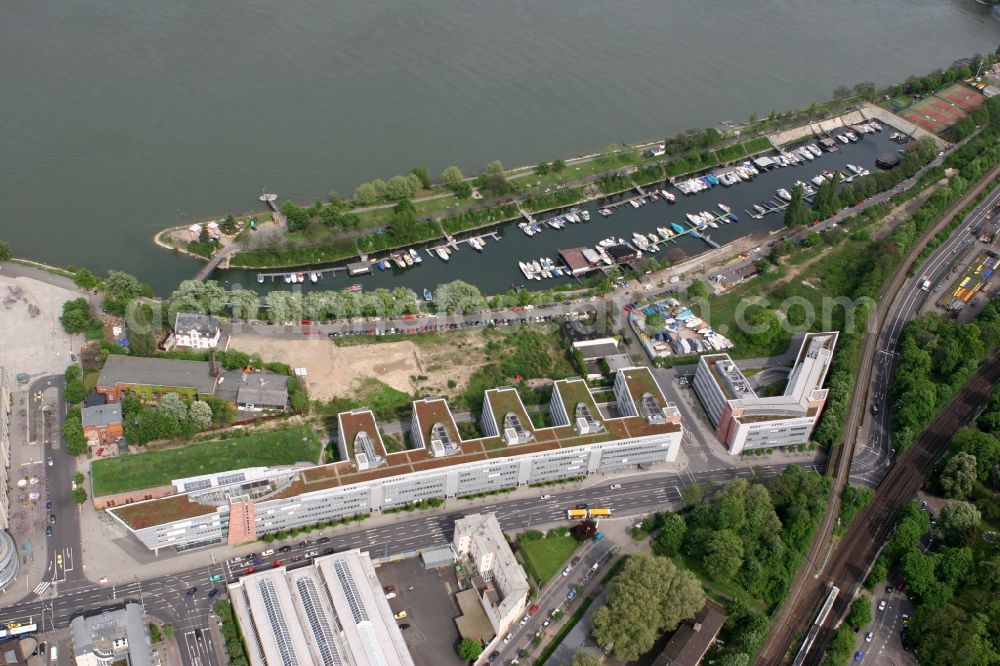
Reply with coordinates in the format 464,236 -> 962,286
92,426 -> 322,496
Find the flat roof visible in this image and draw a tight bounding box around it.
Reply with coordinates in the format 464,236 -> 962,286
620,367 -> 667,409
228,550 -> 414,666
412,398 -> 461,447
484,388 -> 534,437
96,356 -> 219,395
110,370 -> 682,529
81,403 -> 122,428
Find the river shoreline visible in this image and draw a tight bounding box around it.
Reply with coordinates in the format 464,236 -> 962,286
150,93 -> 890,272
187,102 -> 937,278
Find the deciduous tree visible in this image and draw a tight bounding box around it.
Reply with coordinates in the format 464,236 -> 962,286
936,501 -> 981,546
941,452 -> 978,499
440,166 -> 464,187
705,529 -> 744,581
590,553 -> 703,661
456,638 -> 482,662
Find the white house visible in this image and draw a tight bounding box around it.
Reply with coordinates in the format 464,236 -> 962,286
172,312 -> 221,349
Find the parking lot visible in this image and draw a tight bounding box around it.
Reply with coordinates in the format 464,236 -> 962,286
0,275 -> 76,378
375,558 -> 465,666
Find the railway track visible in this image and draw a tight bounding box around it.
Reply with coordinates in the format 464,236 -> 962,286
802,357 -> 1000,665
755,165 -> 1000,665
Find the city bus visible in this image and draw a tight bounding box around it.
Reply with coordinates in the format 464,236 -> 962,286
566,508 -> 588,520
0,623 -> 37,639
588,508 -> 612,518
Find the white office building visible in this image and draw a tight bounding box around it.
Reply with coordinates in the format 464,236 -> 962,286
453,513 -> 529,636
693,332 -> 837,454
105,368 -> 683,552
228,549 -> 414,666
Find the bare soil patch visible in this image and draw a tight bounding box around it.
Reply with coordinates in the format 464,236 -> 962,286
229,331 -> 492,402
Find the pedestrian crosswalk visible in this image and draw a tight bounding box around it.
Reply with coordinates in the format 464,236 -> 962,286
33,581 -> 51,596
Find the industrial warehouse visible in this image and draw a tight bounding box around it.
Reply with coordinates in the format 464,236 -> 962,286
105,368 -> 682,552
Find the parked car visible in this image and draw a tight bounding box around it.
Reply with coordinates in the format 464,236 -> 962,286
394,610 -> 407,620
278,545 -> 293,553
865,632 -> 873,643
290,555 -> 303,562
45,526 -> 52,537
385,592 -> 396,599
528,604 -> 540,617
540,494 -> 552,500
305,550 -> 319,558
878,600 -> 887,612
271,560 -> 283,568
47,457 -> 54,467
317,537 -> 331,544
570,556 -> 581,566
398,623 -> 410,630
322,547 -> 335,555
609,483 -> 622,490
260,549 -> 275,557
854,651 -> 864,662
592,532 -> 605,542
243,567 -> 256,575
562,566 -> 572,577
48,514 -> 56,525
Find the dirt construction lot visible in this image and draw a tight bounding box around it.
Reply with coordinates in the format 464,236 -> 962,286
0,275 -> 77,378
229,332 -> 492,402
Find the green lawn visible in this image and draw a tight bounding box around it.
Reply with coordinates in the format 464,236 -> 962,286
519,533 -> 580,584
91,426 -> 322,496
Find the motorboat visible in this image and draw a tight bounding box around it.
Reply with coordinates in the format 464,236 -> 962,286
660,189 -> 676,202
436,248 -> 450,261
670,222 -> 685,234
519,262 -> 534,280
348,284 -> 362,292
310,271 -> 319,283
393,254 -> 407,268
629,199 -> 640,208
580,210 -> 590,221
728,213 -> 740,223
403,252 -> 414,266
296,272 -> 305,283
284,273 -> 293,284
718,203 -> 731,213
752,204 -> 766,215
598,208 -> 612,217
257,274 -> 265,284
777,189 -> 792,202
423,288 -> 433,301
409,248 -> 423,263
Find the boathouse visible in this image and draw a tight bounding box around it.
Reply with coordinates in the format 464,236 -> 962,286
876,152 -> 902,169
558,248 -> 598,276
606,244 -> 638,264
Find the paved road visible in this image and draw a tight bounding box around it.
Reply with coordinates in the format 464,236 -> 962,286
758,165 -> 1000,665
0,461 -> 820,665
850,184 -> 1000,486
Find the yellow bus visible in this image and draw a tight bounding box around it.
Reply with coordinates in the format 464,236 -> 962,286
588,508 -> 612,518
566,509 -> 588,520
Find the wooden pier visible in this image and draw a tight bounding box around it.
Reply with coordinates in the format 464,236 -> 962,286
427,231 -> 502,259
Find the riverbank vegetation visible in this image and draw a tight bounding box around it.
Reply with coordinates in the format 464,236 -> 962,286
210,55 -> 997,271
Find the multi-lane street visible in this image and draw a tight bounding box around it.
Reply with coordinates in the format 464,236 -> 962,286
1,460 -> 820,665
850,183 -> 1000,486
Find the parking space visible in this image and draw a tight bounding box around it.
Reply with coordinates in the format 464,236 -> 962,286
375,558 -> 465,666
854,581 -> 917,665
0,275 -> 77,378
